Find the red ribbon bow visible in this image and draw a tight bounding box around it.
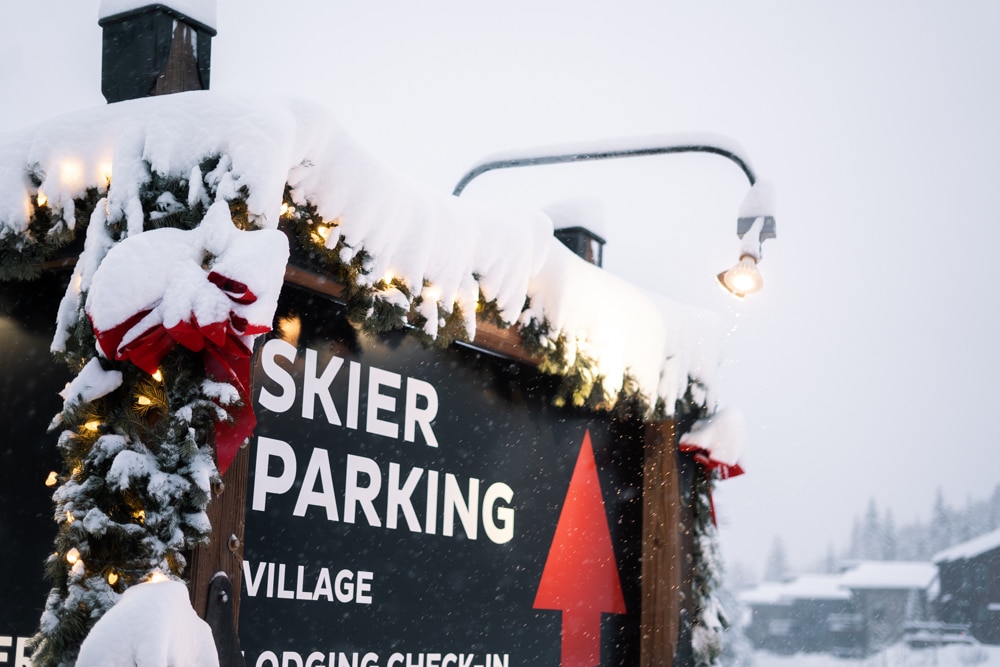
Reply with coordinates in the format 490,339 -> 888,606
678,442 -> 745,526
92,271 -> 269,474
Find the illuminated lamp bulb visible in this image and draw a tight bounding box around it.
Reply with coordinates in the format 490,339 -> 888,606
717,255 -> 764,300
45,471 -> 59,487
36,191 -> 48,207
280,202 -> 291,217
382,270 -> 395,286
152,369 -> 163,382
133,509 -> 146,523
65,548 -> 81,565
107,570 -> 119,586
65,511 -> 75,524
83,419 -> 101,432
136,395 -> 153,407
149,571 -> 168,583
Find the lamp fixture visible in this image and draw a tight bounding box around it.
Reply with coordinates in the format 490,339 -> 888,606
451,133 -> 777,297
717,255 -> 763,300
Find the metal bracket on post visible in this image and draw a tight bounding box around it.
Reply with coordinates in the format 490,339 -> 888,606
205,572 -> 246,667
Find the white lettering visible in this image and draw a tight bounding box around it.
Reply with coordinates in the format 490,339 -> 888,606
346,361 -> 361,430
293,448 -> 339,521
482,482 -> 515,544
404,378 -> 438,447
276,563 -> 295,599
243,560 -> 267,596
296,565 -> 314,600
366,367 -> 401,438
344,455 -> 382,526
303,349 -> 343,424
258,339 -> 297,413
443,474 -> 479,540
386,463 -> 422,531
256,651 -> 279,667
252,437 -> 297,511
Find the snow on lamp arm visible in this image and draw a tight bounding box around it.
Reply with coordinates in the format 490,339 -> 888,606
451,132 -> 777,298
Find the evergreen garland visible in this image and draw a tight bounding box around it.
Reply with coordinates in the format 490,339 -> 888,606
1,155 -> 728,664
13,155 -> 261,667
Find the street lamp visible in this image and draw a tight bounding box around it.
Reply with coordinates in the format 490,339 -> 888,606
452,133 -> 776,298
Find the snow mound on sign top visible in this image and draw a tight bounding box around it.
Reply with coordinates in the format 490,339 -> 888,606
0,91 -> 723,413
76,579 -> 218,667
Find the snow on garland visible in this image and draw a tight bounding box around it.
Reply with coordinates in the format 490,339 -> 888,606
0,91 -> 739,665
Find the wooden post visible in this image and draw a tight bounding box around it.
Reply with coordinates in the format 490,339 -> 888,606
640,419 -> 682,666
188,441 -> 250,627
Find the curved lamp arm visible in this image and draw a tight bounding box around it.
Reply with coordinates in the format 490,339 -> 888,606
452,133 -> 757,196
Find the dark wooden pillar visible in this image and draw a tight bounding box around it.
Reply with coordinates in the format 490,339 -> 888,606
640,419 -> 682,666
188,442 -> 249,627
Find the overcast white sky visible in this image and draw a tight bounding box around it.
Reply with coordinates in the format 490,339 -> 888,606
4,1 -> 999,577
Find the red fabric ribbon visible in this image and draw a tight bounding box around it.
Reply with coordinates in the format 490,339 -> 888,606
679,442 -> 745,526
92,271 -> 269,474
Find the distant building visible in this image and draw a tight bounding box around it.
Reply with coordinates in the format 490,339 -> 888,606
740,574 -> 855,654
839,561 -> 937,654
934,528 -> 1000,644
740,562 -> 937,657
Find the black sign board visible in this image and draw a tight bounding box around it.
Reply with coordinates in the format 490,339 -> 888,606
241,285 -> 644,667
0,274 -> 71,662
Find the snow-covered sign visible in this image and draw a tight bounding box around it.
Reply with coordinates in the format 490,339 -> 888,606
241,288 -> 645,665
0,90 -> 746,667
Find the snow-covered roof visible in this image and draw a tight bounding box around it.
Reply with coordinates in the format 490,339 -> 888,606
838,561 -> 937,591
738,574 -> 851,606
0,91 -> 725,416
933,528 -> 1000,564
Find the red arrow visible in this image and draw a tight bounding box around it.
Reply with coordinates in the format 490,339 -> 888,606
534,430 -> 627,667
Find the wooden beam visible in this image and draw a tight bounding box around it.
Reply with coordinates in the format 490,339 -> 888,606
640,419 -> 681,666
187,442 -> 249,628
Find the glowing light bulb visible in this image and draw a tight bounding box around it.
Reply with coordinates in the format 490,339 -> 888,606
36,191 -> 48,207
65,548 -> 80,565
133,509 -> 146,523
136,395 -> 153,407
149,571 -> 168,583
280,202 -> 291,217
98,162 -> 113,185
152,369 -> 163,382
311,224 -> 331,244
83,419 -> 101,432
423,284 -> 442,303
382,270 -> 395,285
107,571 -> 119,585
45,471 -> 58,487
65,511 -> 75,524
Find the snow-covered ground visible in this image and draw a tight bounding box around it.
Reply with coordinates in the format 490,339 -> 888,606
749,644 -> 1000,667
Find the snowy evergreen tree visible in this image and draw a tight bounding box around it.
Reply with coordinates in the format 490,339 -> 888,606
881,508 -> 897,560
763,536 -> 790,582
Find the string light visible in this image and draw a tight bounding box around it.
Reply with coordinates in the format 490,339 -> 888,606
152,369 -> 163,382
149,571 -> 168,583
382,270 -> 395,286
280,202 -> 291,217
310,223 -> 331,245
65,548 -> 80,565
45,471 -> 58,487
83,419 -> 101,432
65,511 -> 75,524
133,509 -> 146,524
36,191 -> 48,207
107,571 -> 119,586
136,395 -> 153,407
98,162 -> 113,186
423,284 -> 442,304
